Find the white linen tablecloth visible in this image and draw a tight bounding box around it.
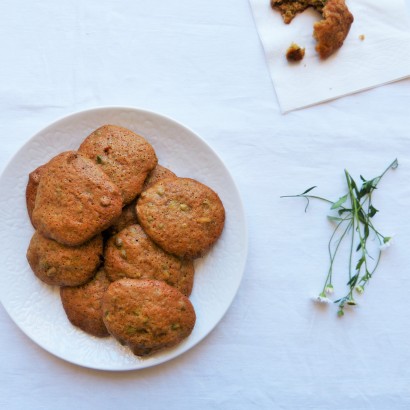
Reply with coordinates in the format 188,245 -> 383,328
1,1 -> 410,409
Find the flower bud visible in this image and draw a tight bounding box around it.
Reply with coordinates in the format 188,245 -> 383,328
380,235 -> 394,250
313,294 -> 332,304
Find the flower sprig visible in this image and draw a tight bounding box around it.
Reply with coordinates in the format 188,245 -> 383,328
282,159 -> 398,316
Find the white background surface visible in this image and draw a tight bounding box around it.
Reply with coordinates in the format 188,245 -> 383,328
1,1 -> 410,409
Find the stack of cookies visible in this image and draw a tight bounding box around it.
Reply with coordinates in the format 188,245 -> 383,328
25,125 -> 225,357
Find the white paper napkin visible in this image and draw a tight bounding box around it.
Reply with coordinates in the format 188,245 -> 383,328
249,0 -> 410,113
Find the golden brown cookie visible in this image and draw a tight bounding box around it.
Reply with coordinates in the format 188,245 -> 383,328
105,165 -> 176,237
142,164 -> 177,192
26,231 -> 103,287
313,0 -> 353,59
31,151 -> 122,246
25,164 -> 46,228
102,279 -> 196,356
105,200 -> 139,237
104,224 -> 194,296
136,177 -> 225,259
60,269 -> 110,337
78,125 -> 158,205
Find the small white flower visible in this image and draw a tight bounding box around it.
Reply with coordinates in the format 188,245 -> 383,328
325,284 -> 334,295
380,235 -> 394,251
313,294 -> 332,304
355,285 -> 364,294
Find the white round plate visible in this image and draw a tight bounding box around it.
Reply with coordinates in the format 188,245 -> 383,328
0,107 -> 247,371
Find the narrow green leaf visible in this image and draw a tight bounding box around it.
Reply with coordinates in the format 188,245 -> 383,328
368,205 -> 378,218
364,224 -> 369,240
348,175 -> 360,197
359,179 -> 378,198
357,209 -> 367,224
301,186 -> 317,195
355,257 -> 365,271
331,194 -> 348,210
347,274 -> 359,286
327,215 -> 343,222
338,208 -> 351,215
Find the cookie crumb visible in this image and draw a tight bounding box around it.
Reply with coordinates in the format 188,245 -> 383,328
286,43 -> 305,62
359,34 -> 365,41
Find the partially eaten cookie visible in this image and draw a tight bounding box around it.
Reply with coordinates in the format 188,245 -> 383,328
271,0 -> 354,59
271,0 -> 327,24
313,0 -> 354,59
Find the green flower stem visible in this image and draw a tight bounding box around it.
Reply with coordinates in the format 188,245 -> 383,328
281,159 -> 398,315
347,172 -> 364,275
322,217 -> 352,294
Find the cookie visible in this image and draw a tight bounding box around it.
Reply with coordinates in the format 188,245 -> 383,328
26,231 -> 103,287
105,200 -> 139,237
105,165 -> 176,236
31,151 -> 122,246
271,0 -> 326,24
313,0 -> 353,59
136,177 -> 225,259
102,279 -> 196,356
25,164 -> 46,228
60,269 -> 110,337
104,224 -> 194,296
78,125 -> 158,204
142,164 -> 177,192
